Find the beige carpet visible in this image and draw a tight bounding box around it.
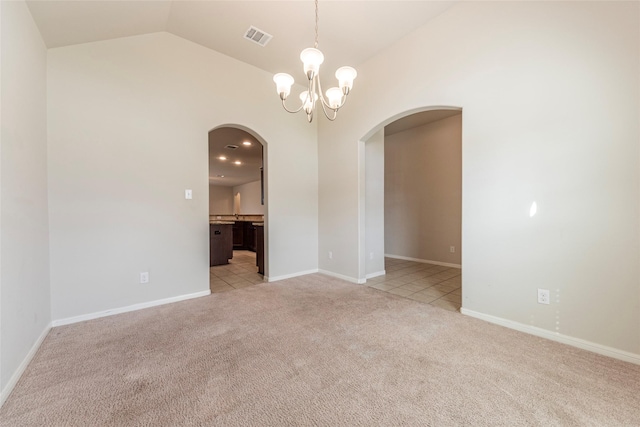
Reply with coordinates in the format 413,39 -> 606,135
1,274 -> 639,426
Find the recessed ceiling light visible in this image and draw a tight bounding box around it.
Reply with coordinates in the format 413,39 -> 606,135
234,161 -> 242,165
242,141 -> 252,146
218,156 -> 227,161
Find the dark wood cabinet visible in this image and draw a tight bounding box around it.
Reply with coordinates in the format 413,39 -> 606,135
212,219 -> 263,273
256,225 -> 264,275
246,224 -> 256,252
210,224 -> 233,266
232,222 -> 244,248
232,221 -> 257,252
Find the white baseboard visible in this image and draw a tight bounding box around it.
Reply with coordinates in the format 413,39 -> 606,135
52,290 -> 211,327
318,269 -> 365,284
267,269 -> 319,283
1,322 -> 52,407
366,270 -> 386,279
385,254 -> 461,269
461,308 -> 640,365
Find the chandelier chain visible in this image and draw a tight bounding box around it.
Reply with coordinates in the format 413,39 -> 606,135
314,0 -> 319,49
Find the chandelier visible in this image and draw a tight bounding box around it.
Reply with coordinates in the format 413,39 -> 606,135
273,0 -> 357,123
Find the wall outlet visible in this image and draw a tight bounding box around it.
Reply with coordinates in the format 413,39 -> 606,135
140,272 -> 149,284
450,246 -> 456,253
328,251 -> 333,259
369,252 -> 374,260
537,288 -> 550,304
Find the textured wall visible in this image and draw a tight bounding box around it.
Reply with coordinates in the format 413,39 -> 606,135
0,0 -> 51,395
209,184 -> 233,214
48,32 -> 318,320
318,2 -> 640,355
384,114 -> 462,265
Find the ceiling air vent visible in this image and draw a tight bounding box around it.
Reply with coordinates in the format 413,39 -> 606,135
225,144 -> 239,150
244,26 -> 272,47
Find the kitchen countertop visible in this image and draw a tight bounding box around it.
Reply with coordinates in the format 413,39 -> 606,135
210,214 -> 264,222
210,221 -> 235,225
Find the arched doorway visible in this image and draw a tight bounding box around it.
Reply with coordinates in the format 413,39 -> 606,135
358,106 -> 463,311
208,124 -> 268,292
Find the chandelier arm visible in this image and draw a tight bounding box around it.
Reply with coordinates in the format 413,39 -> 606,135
318,94 -> 344,112
318,96 -> 336,109
281,98 -> 304,114
315,74 -> 331,110
336,92 -> 349,109
318,87 -> 338,120
314,74 -> 339,120
321,103 -> 338,121
316,80 -> 330,109
309,75 -> 316,102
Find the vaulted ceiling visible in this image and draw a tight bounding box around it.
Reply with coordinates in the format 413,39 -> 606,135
26,1 -> 456,82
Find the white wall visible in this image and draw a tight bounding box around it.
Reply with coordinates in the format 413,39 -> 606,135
48,32 -> 318,320
319,2 -> 639,356
384,114 -> 462,265
0,0 -> 51,396
364,129 -> 385,277
233,180 -> 264,215
209,184 -> 233,214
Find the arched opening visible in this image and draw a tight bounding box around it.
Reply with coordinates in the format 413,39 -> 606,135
359,106 -> 463,311
208,124 -> 268,292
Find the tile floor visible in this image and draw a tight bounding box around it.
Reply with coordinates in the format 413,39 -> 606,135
210,250 -> 264,293
210,253 -> 462,312
364,257 -> 462,312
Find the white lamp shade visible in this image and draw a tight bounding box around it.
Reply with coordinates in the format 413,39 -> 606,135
326,87 -> 343,109
300,48 -> 324,78
273,73 -> 294,98
335,66 -> 357,92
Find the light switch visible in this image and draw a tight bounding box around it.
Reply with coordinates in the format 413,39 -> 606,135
185,189 -> 192,200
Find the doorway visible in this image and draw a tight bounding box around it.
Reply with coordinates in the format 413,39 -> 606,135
360,107 -> 463,311
208,125 -> 267,293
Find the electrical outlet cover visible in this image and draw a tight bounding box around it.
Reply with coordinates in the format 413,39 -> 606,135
537,288 -> 550,304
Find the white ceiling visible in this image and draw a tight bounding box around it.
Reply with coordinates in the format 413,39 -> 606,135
26,1 -> 457,84
209,128 -> 263,187
385,109 -> 462,137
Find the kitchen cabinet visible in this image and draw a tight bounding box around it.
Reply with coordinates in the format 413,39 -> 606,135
210,224 -> 233,266
246,224 -> 257,252
232,222 -> 244,248
256,224 -> 264,275
232,221 -> 257,252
